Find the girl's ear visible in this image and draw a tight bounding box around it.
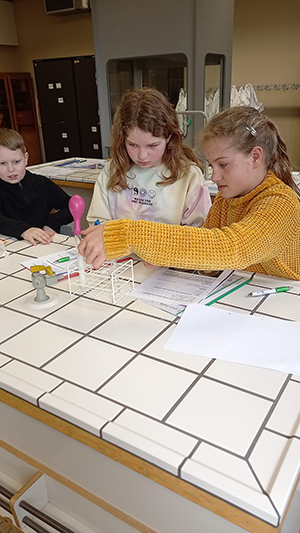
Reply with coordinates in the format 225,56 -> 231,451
166,134 -> 172,143
251,146 -> 264,168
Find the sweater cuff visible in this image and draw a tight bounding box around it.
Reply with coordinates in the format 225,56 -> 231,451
11,221 -> 31,240
103,219 -> 132,259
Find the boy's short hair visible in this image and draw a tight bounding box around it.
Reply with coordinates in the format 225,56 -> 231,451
0,128 -> 26,154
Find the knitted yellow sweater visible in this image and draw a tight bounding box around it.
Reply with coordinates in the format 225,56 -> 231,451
103,172 -> 300,280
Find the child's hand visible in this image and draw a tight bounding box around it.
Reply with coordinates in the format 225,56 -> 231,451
21,228 -> 53,245
42,225 -> 56,236
142,261 -> 156,269
78,224 -> 106,269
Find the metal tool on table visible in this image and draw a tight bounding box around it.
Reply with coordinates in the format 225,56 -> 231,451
24,265 -> 61,309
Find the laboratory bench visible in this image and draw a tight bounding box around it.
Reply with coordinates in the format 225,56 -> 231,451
0,234 -> 300,533
27,160 -> 300,203
27,158 -> 106,230
27,158 -> 105,189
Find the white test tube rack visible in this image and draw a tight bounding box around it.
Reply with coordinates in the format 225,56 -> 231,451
67,258 -> 135,304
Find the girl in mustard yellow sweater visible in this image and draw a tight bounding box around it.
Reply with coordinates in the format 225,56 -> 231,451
79,107 -> 300,281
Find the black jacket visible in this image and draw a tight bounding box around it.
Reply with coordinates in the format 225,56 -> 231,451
0,170 -> 73,239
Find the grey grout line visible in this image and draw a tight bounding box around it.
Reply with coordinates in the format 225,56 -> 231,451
247,459 -> 281,527
202,374 -> 277,402
161,359 -> 216,422
265,426 -> 300,440
245,374 -> 292,460
178,440 -> 202,477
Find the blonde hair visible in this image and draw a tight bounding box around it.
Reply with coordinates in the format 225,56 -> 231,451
109,87 -> 203,191
200,106 -> 299,196
0,128 -> 26,154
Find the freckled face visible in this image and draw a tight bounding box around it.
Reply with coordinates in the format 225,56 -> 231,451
0,147 -> 28,184
125,127 -> 170,169
203,137 -> 264,198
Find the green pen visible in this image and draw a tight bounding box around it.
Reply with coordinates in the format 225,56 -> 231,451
54,256 -> 75,263
248,286 -> 293,297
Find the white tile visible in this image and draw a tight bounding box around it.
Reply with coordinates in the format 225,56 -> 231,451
144,325 -> 212,372
215,282 -> 265,311
92,308 -> 169,351
47,297 -> 118,333
0,360 -> 62,404
250,430 -> 300,516
40,382 -> 122,435
0,253 -> 33,275
181,443 -> 277,524
44,337 -> 135,390
6,287 -> 75,318
205,360 -> 288,398
0,354 -> 11,366
0,321 -> 82,366
0,307 -> 37,342
256,292 -> 300,321
167,378 -> 272,455
52,234 -> 75,245
100,356 -> 196,419
5,240 -> 32,252
103,409 -> 197,474
21,242 -> 71,258
11,268 -> 32,281
0,276 -> 33,304
107,292 -> 135,307
127,299 -> 174,320
266,381 -> 300,437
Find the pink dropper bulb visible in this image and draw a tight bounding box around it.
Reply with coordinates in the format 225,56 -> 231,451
69,195 -> 85,236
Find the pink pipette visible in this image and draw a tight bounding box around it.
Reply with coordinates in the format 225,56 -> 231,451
69,195 -> 85,236
69,195 -> 86,283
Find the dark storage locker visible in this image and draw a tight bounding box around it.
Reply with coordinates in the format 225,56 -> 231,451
73,57 -> 101,159
33,56 -> 102,162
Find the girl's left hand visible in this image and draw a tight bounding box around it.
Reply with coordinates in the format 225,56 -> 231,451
78,224 -> 107,269
142,261 -> 156,269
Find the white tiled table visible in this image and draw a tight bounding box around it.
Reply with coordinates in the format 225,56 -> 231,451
1,234 -> 300,533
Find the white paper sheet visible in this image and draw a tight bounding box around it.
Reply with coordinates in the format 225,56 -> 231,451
129,267 -> 233,306
20,248 -> 78,277
164,304 -> 300,374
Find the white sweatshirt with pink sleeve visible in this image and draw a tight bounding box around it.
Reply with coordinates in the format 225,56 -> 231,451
87,161 -> 211,227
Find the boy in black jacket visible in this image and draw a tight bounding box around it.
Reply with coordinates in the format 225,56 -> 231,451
0,128 -> 73,245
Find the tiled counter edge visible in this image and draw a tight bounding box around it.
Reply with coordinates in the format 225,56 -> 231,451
0,390 -> 292,533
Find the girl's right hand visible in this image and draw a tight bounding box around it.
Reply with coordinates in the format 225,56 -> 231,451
78,224 -> 107,269
21,228 -> 53,245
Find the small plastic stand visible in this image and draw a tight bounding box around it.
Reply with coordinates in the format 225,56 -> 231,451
67,259 -> 135,304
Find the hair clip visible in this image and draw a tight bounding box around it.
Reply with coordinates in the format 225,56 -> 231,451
242,122 -> 257,136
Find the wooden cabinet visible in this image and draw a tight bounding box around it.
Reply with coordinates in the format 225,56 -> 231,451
0,72 -> 42,165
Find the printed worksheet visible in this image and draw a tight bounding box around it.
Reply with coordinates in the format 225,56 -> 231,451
129,267 -> 234,306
